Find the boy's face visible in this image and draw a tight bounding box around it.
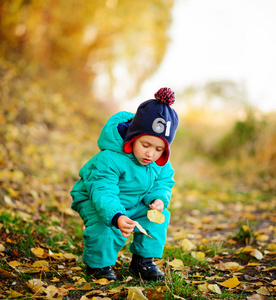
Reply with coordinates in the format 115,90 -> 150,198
132,135 -> 165,165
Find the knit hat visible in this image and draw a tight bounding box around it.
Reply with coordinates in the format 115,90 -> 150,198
123,87 -> 179,166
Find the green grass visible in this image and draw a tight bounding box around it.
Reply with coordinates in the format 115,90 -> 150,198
1,189 -> 275,300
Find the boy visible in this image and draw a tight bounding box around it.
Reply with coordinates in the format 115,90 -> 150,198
71,87 -> 179,281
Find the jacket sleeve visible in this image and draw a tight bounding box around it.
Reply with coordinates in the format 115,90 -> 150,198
143,161 -> 175,209
82,151 -> 126,227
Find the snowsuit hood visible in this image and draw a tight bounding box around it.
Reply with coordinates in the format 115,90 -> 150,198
97,111 -> 134,154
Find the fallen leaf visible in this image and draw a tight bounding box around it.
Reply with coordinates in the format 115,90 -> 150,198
8,260 -> 22,268
32,260 -> 49,270
51,277 -> 60,282
250,249 -> 263,260
215,261 -> 241,271
147,209 -> 165,224
180,238 -> 196,251
78,283 -> 93,290
256,286 -> 270,295
168,259 -> 185,270
27,279 -> 46,294
63,253 -> 76,260
191,251 -> 205,260
17,265 -> 43,274
48,249 -> 64,260
94,278 -> 113,285
31,247 -> 45,258
146,288 -> 165,300
135,221 -> 153,238
208,284 -> 222,294
127,287 -> 147,300
0,267 -> 17,278
6,289 -> 24,298
219,276 -> 241,288
247,294 -> 268,300
45,285 -> 68,299
198,282 -> 209,292
256,234 -> 269,242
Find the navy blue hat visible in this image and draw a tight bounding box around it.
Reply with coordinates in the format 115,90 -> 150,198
123,87 -> 179,166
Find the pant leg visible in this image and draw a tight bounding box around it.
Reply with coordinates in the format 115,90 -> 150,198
83,222 -> 126,268
127,202 -> 170,258
75,201 -> 127,268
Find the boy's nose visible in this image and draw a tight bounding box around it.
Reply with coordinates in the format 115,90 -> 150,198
146,150 -> 153,157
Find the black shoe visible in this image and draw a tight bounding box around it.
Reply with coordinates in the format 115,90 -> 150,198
129,254 -> 164,281
87,266 -> 117,281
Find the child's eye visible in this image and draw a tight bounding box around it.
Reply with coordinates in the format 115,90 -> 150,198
142,144 -> 149,148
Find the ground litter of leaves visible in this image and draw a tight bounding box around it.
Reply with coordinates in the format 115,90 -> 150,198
0,161 -> 276,300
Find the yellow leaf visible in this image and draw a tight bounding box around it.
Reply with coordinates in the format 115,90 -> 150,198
127,287 -> 147,300
207,284 -> 222,294
147,209 -> 165,224
6,238 -> 17,244
63,253 -> 76,260
271,280 -> 276,285
6,289 -> 23,298
219,276 -> 240,288
242,225 -> 249,232
48,249 -> 64,259
250,249 -> 263,260
247,262 -> 261,267
135,221 -> 153,238
180,238 -> 196,251
242,246 -> 253,253
246,294 -> 265,300
256,234 -> 269,242
8,261 -> 22,268
0,243 -> 4,251
0,267 -> 18,278
27,279 -> 46,294
268,243 -> 276,250
191,251 -> 205,260
256,286 -> 270,295
198,282 -> 209,292
168,259 -> 185,270
5,187 -> 19,198
77,283 -> 93,290
32,260 -> 49,268
31,247 -> 45,258
4,195 -> 17,208
45,285 -> 68,298
17,211 -> 32,221
51,277 -> 60,282
17,265 -> 42,274
95,278 -> 113,285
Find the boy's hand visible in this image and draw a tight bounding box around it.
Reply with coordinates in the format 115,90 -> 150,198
117,215 -> 136,238
149,199 -> 164,213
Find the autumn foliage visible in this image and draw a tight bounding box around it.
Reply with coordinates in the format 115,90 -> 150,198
1,1 -> 276,299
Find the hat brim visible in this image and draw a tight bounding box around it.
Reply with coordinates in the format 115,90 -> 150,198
123,134 -> 170,166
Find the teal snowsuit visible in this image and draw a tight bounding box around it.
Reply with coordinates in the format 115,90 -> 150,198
71,111 -> 175,268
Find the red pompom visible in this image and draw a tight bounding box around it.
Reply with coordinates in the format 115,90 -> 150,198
154,87 -> 175,105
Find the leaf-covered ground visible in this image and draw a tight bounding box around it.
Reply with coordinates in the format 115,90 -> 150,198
0,156 -> 275,300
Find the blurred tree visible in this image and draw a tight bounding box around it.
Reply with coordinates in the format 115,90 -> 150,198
0,0 -> 174,101
0,0 -> 174,206
180,80 -> 249,111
